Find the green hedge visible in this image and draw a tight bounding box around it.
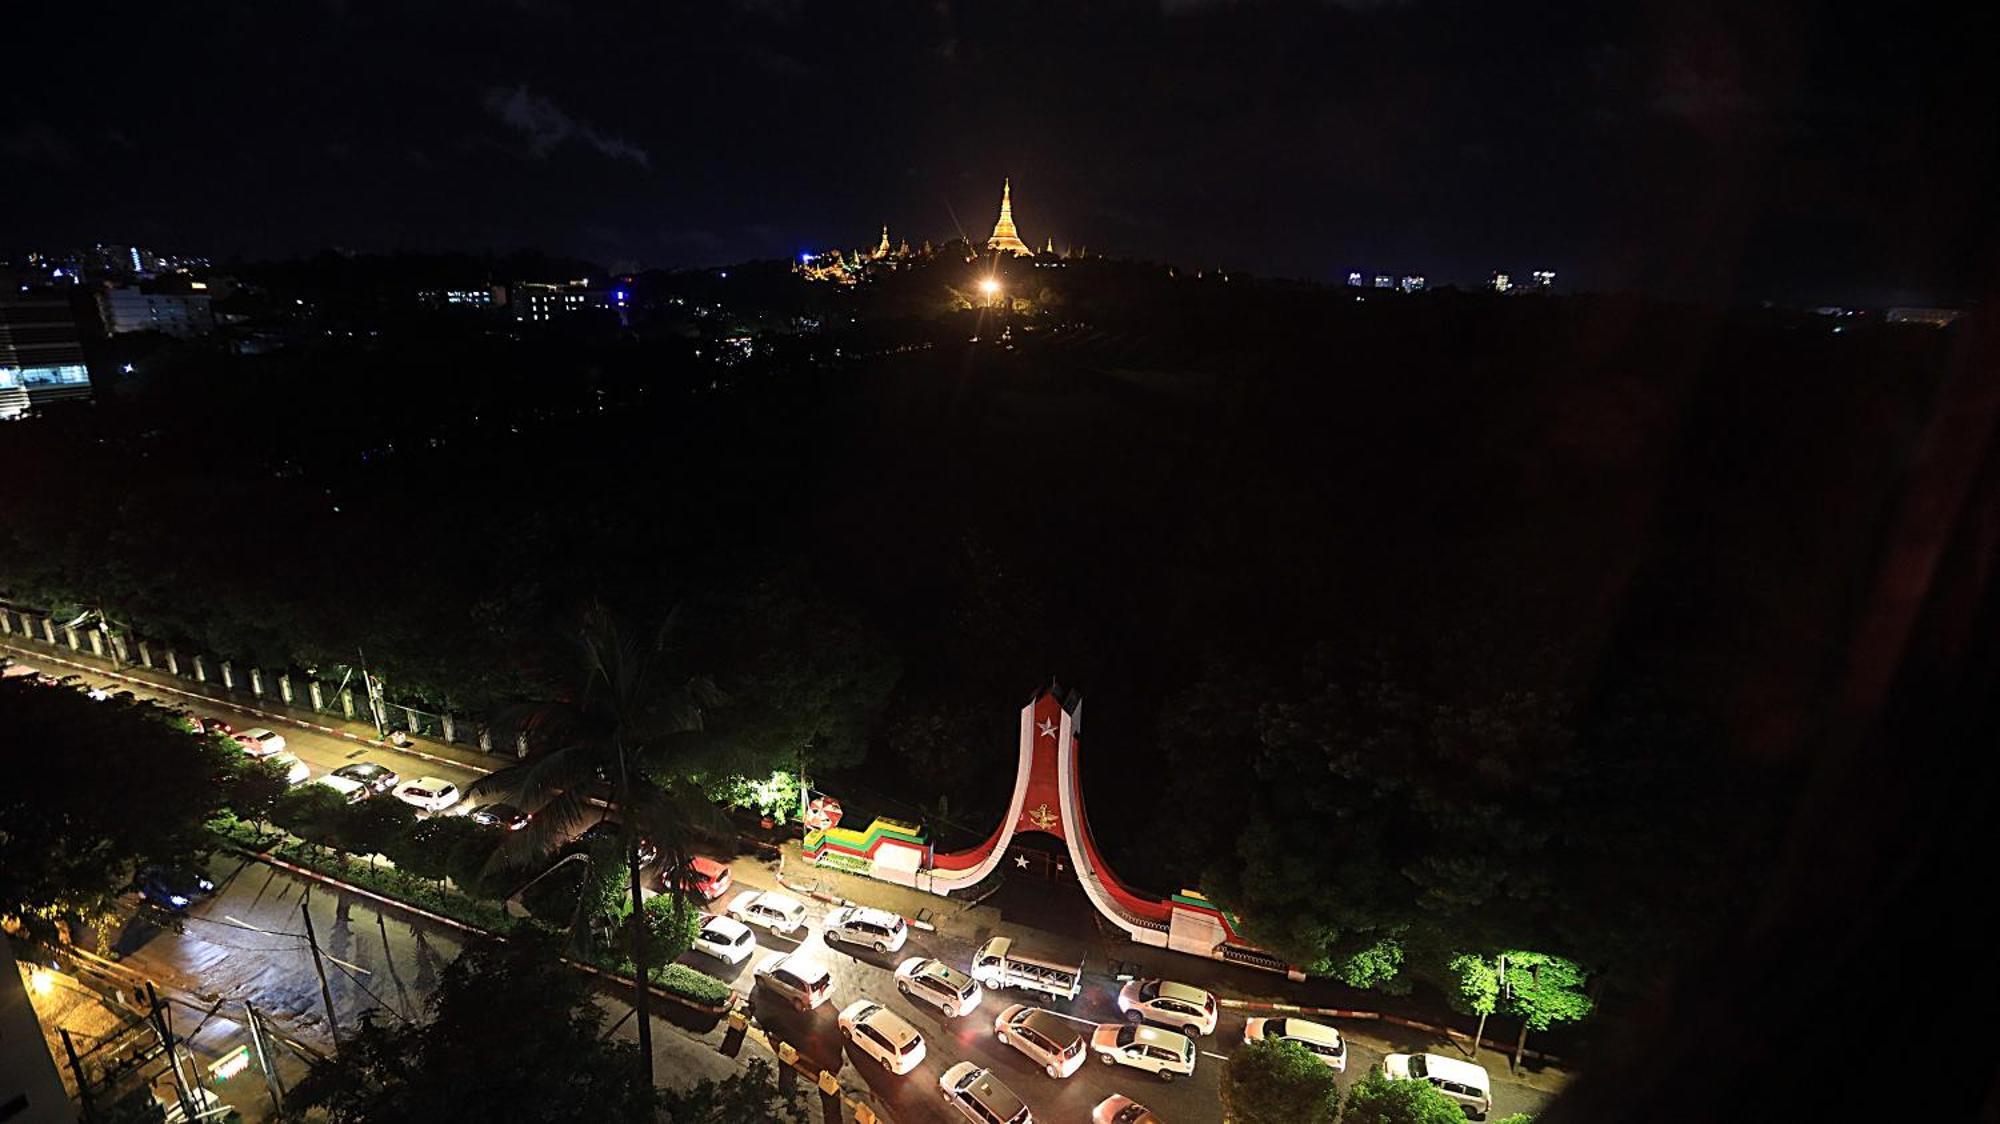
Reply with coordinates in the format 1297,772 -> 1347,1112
652,963 -> 731,1006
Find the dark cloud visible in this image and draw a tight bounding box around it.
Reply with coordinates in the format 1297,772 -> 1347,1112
1,122 -> 74,166
481,85 -> 651,170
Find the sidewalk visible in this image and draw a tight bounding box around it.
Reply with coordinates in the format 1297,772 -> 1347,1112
0,635 -> 501,777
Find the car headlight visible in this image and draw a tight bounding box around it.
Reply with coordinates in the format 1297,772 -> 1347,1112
169,894 -> 190,907
198,879 -> 215,892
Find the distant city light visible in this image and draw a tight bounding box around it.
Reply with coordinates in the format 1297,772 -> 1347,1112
979,278 -> 1001,295
121,363 -> 135,374
801,252 -> 813,263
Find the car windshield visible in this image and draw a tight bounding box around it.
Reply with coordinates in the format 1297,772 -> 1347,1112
1115,1025 -> 1138,1046
1408,1055 -> 1429,1078
1140,980 -> 1161,1000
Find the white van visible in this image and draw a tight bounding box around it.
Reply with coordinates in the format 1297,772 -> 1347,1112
1384,1052 -> 1493,1119
970,936 -> 1082,1001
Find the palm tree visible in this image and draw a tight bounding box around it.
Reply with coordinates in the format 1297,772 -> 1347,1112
470,602 -> 723,1091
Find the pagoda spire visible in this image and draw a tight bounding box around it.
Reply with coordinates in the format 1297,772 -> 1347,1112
873,224 -> 890,259
986,178 -> 1033,257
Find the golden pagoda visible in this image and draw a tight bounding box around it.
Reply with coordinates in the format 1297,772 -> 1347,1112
986,179 -> 1034,256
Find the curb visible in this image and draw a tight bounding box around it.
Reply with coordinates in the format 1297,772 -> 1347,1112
0,639 -> 492,777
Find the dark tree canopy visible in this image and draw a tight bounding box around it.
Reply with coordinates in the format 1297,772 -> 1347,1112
288,934 -> 657,1124
0,681 -> 234,927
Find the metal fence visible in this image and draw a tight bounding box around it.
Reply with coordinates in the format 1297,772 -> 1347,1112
0,602 -> 512,757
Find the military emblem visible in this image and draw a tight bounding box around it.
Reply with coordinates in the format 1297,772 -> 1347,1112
1022,801 -> 1060,832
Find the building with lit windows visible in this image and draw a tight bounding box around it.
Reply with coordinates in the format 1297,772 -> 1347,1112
95,285 -> 215,337
513,280 -> 604,321
0,294 -> 92,420
1885,307 -> 1962,327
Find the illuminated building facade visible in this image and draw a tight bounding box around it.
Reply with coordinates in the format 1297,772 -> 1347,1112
1886,307 -> 1962,327
797,224 -> 926,284
0,294 -> 92,420
514,280 -> 603,321
96,285 -> 215,337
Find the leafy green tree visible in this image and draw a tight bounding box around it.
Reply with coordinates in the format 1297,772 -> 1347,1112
271,785 -> 351,853
0,678 -> 236,934
1491,1115 -> 1535,1124
335,796 -> 419,868
384,816 -> 469,885
471,603 -> 725,1091
288,933 -> 655,1123
1219,1038 -> 1341,1124
658,1058 -> 805,1123
1496,951 -> 1592,1067
1342,1069 -> 1467,1124
218,752 -> 291,826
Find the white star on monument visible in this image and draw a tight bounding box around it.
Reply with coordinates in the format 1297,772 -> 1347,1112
1014,853 -> 1030,869
1037,717 -> 1057,740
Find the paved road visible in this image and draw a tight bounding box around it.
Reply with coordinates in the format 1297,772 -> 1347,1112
1,652 -> 492,806
697,869 -> 1555,1124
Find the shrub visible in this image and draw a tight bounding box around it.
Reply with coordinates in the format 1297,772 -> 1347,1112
652,963 -> 731,1007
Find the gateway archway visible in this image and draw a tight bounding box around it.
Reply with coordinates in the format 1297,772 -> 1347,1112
802,683 -> 1299,977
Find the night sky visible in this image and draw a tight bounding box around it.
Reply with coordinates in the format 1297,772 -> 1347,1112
6,0 -> 1992,304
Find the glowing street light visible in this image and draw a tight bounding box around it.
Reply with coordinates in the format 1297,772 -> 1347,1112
979,278 -> 1000,296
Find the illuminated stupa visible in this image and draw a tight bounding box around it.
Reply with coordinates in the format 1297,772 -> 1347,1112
986,179 -> 1034,257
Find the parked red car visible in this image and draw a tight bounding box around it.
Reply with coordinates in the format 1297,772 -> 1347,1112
661,855 -> 732,901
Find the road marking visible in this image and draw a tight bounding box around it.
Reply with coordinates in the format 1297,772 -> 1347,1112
1202,1050 -> 1230,1060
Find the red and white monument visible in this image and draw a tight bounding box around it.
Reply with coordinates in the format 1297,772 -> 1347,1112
805,683 -> 1298,976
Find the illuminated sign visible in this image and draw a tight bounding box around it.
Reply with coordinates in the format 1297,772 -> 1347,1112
208,1044 -> 252,1082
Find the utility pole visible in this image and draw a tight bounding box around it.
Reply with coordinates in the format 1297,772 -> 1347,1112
145,982 -> 196,1123
356,648 -> 387,738
243,1001 -> 285,1115
300,898 -> 341,1053
59,1028 -> 95,1121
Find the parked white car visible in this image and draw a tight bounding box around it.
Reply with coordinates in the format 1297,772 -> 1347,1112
313,773 -> 369,803
895,956 -> 984,1017
1384,1052 -> 1493,1119
753,951 -> 832,1010
233,728 -> 287,757
1090,1022 -> 1196,1082
726,890 -> 809,936
693,915 -> 757,966
267,751 -> 312,786
1245,1016 -> 1346,1070
1116,979 -> 1218,1037
994,1003 -> 1087,1079
392,777 -> 461,812
823,905 -> 909,953
940,1062 -> 1032,1124
838,999 -> 927,1075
